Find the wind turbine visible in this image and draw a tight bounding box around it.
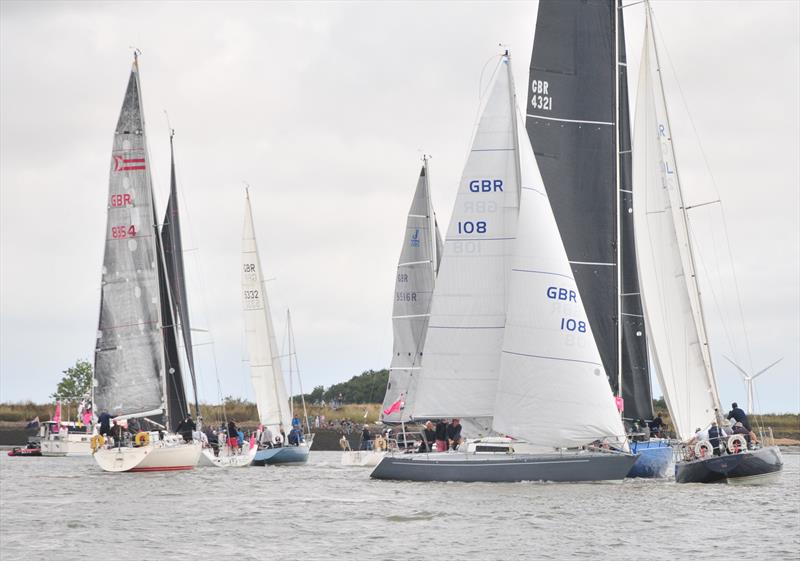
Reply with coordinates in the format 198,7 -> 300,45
722,356 -> 783,414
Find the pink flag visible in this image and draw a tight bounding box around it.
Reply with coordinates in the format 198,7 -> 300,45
615,396 -> 624,413
383,397 -> 405,416
52,402 -> 62,426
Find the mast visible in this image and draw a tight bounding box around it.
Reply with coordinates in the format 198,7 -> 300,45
644,3 -> 720,408
614,0 -> 623,399
287,309 -> 311,434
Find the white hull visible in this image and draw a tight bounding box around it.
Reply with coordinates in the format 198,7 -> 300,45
94,441 -> 201,472
341,450 -> 386,467
198,443 -> 257,468
40,435 -> 93,457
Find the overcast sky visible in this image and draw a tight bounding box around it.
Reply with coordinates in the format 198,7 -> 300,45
1,1 -> 798,413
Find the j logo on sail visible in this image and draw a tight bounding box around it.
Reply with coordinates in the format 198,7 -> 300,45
410,228 -> 420,247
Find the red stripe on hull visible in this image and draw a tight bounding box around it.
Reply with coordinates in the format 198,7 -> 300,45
128,465 -> 194,472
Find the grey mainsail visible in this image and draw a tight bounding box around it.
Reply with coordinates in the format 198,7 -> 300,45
161,133 -> 198,420
382,160 -> 441,423
94,57 -> 166,423
526,0 -> 653,421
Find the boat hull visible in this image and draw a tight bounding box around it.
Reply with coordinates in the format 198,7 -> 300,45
370,451 -> 638,482
252,444 -> 310,466
198,443 -> 257,468
94,442 -> 201,473
40,435 -> 93,457
627,440 -> 672,478
675,446 -> 783,484
341,450 -> 386,467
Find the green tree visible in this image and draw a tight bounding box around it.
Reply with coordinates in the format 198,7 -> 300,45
51,359 -> 93,404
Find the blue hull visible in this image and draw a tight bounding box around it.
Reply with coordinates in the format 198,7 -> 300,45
252,445 -> 309,466
627,440 -> 672,478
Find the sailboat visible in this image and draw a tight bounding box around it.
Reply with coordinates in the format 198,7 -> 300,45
632,3 -> 783,484
343,158 -> 443,467
371,51 -> 637,483
525,0 -> 670,478
242,190 -> 313,465
92,54 -> 201,472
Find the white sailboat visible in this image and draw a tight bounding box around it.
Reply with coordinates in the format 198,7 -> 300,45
343,158 -> 443,467
632,3 -> 782,484
242,190 -> 313,465
93,54 -> 200,473
372,52 -> 636,483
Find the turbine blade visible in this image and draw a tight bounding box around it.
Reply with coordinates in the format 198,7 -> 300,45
723,355 -> 751,380
753,357 -> 783,379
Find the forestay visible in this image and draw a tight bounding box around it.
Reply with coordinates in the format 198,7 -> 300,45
410,57 -> 520,421
492,94 -> 625,449
382,162 -> 441,423
632,18 -> 720,441
94,59 -> 166,422
241,192 -> 291,435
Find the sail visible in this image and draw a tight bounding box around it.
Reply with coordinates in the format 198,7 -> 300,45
382,162 -> 439,423
492,87 -> 625,449
94,59 -> 165,421
632,17 -> 720,441
526,0 -> 653,421
410,56 -> 520,421
161,134 -> 198,419
241,191 -> 291,434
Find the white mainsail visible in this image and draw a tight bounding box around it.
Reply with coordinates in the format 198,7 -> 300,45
242,191 -> 291,435
491,69 -> 625,449
409,57 -> 520,422
632,15 -> 721,441
382,159 -> 442,423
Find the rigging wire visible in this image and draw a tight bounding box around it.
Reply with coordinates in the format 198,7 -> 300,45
651,13 -> 755,373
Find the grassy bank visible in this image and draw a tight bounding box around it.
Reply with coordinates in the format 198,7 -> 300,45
2,401 -> 797,440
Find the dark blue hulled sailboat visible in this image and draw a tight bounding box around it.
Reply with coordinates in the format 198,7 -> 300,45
526,0 -> 670,478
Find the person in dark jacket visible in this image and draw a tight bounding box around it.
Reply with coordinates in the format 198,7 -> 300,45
98,410 -> 113,437
419,421 -> 436,452
176,415 -> 195,443
227,420 -> 239,454
447,419 -> 462,450
648,413 -> 665,437
434,420 -> 448,452
727,403 -> 751,431
360,426 -> 373,450
708,422 -> 723,455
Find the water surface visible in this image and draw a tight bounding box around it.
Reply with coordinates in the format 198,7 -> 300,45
2,451 -> 798,560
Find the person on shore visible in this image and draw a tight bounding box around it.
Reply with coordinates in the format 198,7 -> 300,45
98,410 -> 113,437
360,426 -> 373,451
435,420 -> 448,452
727,402 -> 752,432
419,421 -> 436,453
447,419 -> 462,450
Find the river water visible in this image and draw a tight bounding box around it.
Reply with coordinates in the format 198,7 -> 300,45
1,451 -> 798,561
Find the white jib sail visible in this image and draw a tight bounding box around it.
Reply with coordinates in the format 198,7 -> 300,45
491,89 -> 626,449
410,56 -> 520,421
242,191 -> 291,435
632,18 -> 721,441
382,162 -> 440,423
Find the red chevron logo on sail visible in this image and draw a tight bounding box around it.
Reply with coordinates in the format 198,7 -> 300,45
113,156 -> 146,172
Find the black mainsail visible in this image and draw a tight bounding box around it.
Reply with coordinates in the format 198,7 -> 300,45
161,133 -> 199,421
526,0 -> 653,421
